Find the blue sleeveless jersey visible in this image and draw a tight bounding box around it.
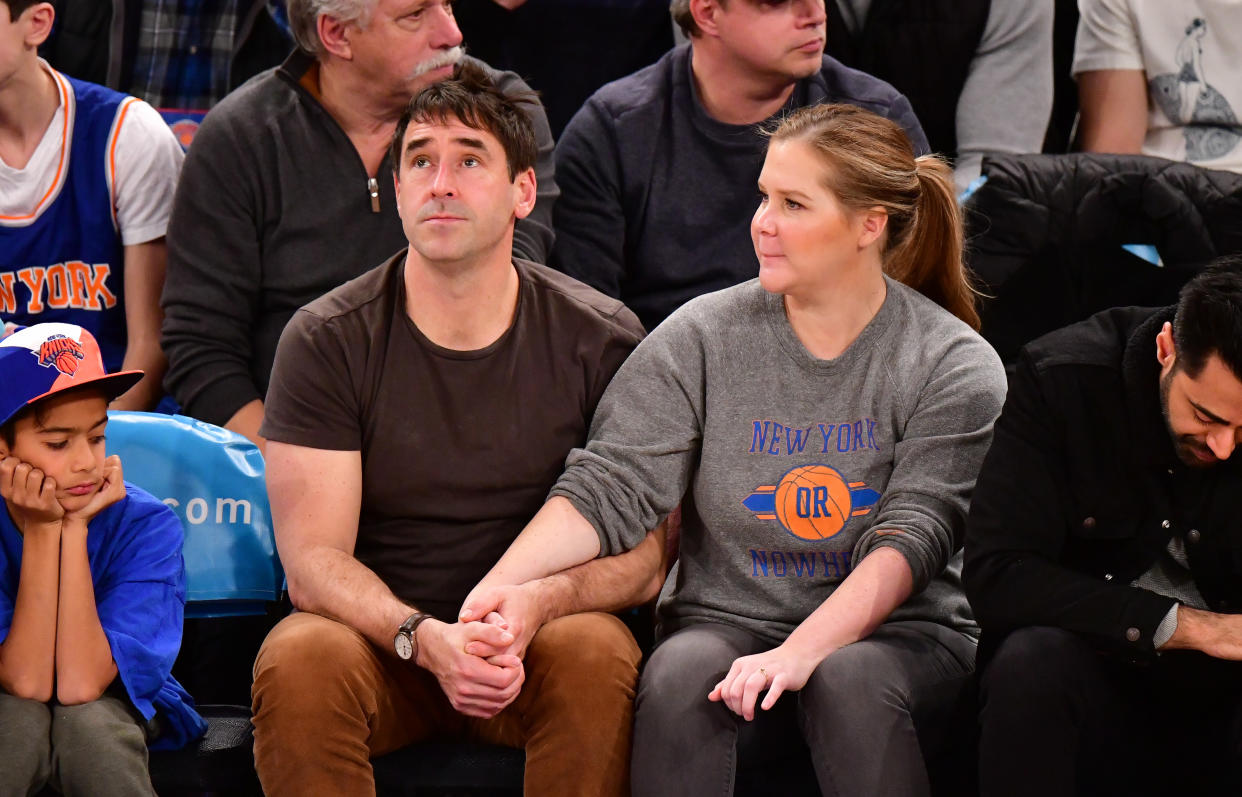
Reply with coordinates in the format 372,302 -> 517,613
0,73 -> 132,371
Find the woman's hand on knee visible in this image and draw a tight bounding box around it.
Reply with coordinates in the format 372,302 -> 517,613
707,644 -> 821,721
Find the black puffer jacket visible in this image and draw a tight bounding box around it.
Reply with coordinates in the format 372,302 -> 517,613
965,153 -> 1242,363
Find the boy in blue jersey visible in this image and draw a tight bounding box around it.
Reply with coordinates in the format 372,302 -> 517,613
0,323 -> 204,795
0,1 -> 183,410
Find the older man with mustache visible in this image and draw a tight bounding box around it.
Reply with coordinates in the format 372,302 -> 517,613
160,0 -> 557,449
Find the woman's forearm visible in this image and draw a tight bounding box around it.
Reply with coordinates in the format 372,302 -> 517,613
477,497 -> 603,589
782,545 -> 914,663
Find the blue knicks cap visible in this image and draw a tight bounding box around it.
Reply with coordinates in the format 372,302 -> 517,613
0,323 -> 144,428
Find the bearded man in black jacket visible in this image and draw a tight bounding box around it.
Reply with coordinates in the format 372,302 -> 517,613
965,255 -> 1242,796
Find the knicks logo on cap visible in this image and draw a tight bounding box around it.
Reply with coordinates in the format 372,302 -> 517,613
35,334 -> 85,377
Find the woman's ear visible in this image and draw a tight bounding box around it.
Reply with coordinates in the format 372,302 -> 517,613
857,207 -> 889,250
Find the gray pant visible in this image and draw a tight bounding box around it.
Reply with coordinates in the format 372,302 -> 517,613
0,687 -> 155,797
631,619 -> 976,797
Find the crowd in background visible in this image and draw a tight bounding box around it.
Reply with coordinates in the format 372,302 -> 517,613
3,0 -> 1242,794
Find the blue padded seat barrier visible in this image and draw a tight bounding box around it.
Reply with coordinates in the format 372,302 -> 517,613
106,411 -> 283,617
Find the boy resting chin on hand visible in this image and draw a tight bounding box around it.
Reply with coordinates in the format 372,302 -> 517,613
0,323 -> 204,796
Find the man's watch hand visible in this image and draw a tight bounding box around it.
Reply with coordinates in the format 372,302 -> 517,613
394,611 -> 434,661
414,618 -> 525,718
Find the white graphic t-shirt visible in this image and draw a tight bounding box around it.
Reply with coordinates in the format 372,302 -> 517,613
1073,0 -> 1242,172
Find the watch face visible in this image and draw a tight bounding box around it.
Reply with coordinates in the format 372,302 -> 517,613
395,633 -> 413,660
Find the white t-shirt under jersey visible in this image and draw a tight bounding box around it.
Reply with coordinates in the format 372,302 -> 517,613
1073,0 -> 1242,172
0,61 -> 184,244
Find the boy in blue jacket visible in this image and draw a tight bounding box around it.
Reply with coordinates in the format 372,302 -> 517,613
0,323 -> 204,796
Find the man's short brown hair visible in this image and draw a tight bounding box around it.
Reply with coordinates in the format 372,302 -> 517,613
389,60 -> 538,182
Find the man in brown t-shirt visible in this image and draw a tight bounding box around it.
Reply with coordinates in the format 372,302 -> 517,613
248,63 -> 663,797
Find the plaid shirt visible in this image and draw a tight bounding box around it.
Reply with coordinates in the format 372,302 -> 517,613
129,0 -> 241,110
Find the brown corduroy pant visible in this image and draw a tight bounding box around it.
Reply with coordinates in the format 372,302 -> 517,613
251,610 -> 640,797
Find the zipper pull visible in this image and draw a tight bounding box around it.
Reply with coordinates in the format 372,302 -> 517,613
368,177 -> 380,213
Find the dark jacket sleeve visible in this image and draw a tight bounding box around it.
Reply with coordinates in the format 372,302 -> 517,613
549,99 -> 628,298
160,103 -> 266,426
963,353 -> 1176,658
889,93 -> 931,156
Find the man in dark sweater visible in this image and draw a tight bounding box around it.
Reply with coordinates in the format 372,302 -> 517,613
965,257 -> 1242,795
551,0 -> 927,331
160,0 -> 557,447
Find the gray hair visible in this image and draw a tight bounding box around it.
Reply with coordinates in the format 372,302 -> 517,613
286,0 -> 375,57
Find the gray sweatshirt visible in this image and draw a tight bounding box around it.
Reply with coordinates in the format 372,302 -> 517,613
551,278 -> 1007,643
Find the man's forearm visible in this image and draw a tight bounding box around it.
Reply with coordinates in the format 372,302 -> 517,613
225,399 -> 266,452
112,335 -> 167,411
114,239 -> 170,410
1160,606 -> 1242,660
286,546 -> 416,651
965,547 -> 1176,651
528,524 -> 668,624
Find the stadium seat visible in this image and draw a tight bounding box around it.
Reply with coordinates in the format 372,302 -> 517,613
107,411 -> 281,797
373,743 -> 525,795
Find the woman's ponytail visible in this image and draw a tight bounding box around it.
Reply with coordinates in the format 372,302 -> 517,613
886,156 -> 980,330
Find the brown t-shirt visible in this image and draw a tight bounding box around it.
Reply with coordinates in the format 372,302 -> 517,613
261,253 -> 645,619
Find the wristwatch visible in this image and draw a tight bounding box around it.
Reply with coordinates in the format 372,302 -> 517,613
394,612 -> 434,661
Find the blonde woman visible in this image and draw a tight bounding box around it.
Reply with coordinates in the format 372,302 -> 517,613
466,104 -> 1006,795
